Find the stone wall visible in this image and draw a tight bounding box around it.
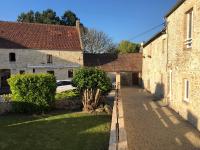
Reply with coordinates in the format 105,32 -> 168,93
0,102 -> 12,114
0,49 -> 83,80
142,33 -> 167,99
166,0 -> 200,130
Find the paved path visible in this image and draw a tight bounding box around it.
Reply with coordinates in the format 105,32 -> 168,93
121,87 -> 200,150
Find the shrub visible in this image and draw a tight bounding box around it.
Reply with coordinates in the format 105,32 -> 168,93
8,74 -> 56,113
55,90 -> 80,101
72,67 -> 112,111
2,94 -> 12,102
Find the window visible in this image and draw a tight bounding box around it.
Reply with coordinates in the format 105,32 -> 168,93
162,39 -> 166,54
47,70 -> 54,75
68,69 -> 73,78
185,9 -> 193,48
47,54 -> 53,64
9,53 -> 16,62
19,70 -> 25,74
183,79 -> 190,102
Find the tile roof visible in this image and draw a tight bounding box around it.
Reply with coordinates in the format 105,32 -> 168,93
84,53 -> 142,72
0,21 -> 82,51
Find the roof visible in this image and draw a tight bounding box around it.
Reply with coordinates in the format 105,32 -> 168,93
143,29 -> 166,48
165,0 -> 185,18
0,21 -> 82,51
84,53 -> 142,72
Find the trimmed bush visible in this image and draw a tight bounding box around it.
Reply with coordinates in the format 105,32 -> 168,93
55,90 -> 80,101
8,74 -> 56,113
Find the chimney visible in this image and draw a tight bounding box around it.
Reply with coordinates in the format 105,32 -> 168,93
76,20 -> 84,50
140,42 -> 144,53
76,20 -> 80,29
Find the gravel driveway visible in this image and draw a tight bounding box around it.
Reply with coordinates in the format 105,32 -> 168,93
121,87 -> 200,150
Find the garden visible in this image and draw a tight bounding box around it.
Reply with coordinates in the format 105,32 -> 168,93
0,68 -> 113,150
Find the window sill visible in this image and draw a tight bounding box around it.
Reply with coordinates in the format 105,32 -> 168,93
183,99 -> 190,104
183,47 -> 192,51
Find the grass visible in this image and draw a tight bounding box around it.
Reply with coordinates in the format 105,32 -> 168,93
0,111 -> 111,150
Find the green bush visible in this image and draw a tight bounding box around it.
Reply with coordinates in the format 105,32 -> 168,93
2,94 -> 12,102
8,74 -> 56,113
55,90 -> 80,101
72,67 -> 112,111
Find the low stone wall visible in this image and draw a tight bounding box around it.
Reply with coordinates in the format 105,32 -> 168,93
54,99 -> 82,111
109,93 -> 128,150
0,102 -> 12,114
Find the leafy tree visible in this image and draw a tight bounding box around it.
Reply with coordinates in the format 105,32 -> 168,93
118,40 -> 140,53
40,9 -> 60,24
17,10 -> 35,23
61,10 -> 79,26
72,67 -> 112,111
82,29 -> 116,54
17,9 -> 80,26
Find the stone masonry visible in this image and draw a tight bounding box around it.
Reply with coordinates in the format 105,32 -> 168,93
142,32 -> 167,99
142,0 -> 200,131
0,49 -> 83,80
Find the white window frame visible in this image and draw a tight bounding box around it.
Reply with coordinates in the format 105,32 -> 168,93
185,9 -> 193,48
183,79 -> 190,102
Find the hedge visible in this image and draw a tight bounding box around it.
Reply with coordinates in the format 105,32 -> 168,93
8,73 -> 56,113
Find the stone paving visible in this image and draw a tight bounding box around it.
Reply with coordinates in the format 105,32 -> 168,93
121,87 -> 200,150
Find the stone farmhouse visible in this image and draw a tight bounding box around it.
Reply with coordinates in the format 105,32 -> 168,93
142,0 -> 200,130
0,21 -> 83,93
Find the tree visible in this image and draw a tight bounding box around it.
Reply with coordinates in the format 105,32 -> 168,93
40,9 -> 60,24
118,40 -> 140,53
17,10 -> 35,23
61,10 -> 79,26
82,29 -> 116,54
72,67 -> 112,111
17,9 -> 80,26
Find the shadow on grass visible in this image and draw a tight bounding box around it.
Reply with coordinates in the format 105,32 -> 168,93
0,112 -> 111,150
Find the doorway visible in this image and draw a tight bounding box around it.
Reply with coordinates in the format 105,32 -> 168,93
0,69 -> 11,94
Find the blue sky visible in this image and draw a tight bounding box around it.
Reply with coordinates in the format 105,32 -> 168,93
0,0 -> 177,43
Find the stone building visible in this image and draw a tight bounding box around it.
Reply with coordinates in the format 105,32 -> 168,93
0,21 -> 83,93
84,53 -> 143,88
142,0 -> 200,130
142,29 -> 167,99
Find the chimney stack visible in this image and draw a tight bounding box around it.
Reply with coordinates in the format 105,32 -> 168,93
76,20 -> 83,50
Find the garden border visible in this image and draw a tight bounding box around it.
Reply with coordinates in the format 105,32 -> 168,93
109,90 -> 128,150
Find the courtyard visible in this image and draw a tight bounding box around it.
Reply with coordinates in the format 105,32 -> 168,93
121,87 -> 200,150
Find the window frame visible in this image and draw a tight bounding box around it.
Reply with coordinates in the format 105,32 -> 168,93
185,9 -> 193,49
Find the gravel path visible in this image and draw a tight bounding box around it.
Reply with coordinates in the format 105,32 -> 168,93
121,87 -> 200,150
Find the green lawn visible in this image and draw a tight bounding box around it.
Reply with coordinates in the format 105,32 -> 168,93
0,112 -> 111,150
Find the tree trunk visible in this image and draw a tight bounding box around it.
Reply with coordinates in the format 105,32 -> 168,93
82,88 -> 102,111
